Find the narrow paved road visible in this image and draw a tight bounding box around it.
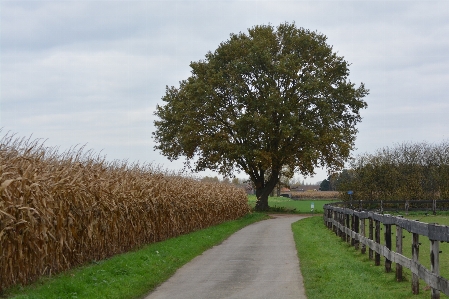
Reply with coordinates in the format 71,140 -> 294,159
145,215 -> 308,299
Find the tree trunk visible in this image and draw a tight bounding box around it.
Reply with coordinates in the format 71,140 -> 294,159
255,187 -> 270,211
254,171 -> 279,211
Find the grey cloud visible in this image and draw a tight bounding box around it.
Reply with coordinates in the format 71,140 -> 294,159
2,2 -> 153,52
1,0 -> 448,182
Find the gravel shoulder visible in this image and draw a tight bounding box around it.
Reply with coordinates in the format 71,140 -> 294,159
144,214 -> 308,299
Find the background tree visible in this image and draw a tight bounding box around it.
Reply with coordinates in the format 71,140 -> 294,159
153,23 -> 368,211
338,141 -> 449,201
320,178 -> 331,191
231,177 -> 240,185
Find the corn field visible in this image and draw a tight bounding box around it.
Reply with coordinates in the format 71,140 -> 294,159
290,191 -> 339,199
0,132 -> 250,292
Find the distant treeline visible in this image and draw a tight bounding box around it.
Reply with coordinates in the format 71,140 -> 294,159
323,141 -> 449,201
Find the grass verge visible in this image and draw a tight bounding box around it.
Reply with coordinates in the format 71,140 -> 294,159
2,213 -> 268,299
293,216 -> 439,299
248,195 -> 335,214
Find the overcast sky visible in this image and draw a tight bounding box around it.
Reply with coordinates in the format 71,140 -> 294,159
1,0 -> 448,183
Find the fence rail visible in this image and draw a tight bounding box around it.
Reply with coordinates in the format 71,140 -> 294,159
323,203 -> 449,299
331,199 -> 449,214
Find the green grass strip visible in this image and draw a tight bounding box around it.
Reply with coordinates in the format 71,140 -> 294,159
293,216 -> 439,299
247,195 -> 335,214
3,213 -> 268,299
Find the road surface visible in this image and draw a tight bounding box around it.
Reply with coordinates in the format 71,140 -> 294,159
145,214 -> 308,299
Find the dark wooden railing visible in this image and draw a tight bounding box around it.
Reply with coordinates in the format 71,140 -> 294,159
335,199 -> 449,215
324,203 -> 449,299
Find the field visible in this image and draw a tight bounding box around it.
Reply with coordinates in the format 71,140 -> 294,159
293,216 -> 434,299
257,196 -> 449,297
290,190 -> 339,199
311,210 -> 449,298
247,195 -> 336,213
4,130 -> 446,298
376,213 -> 449,295
0,133 -> 250,292
6,190 -> 449,298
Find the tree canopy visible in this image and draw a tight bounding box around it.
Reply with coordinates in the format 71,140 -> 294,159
333,141 -> 449,201
153,23 -> 368,210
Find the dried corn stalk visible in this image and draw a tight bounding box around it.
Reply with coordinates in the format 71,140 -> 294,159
0,132 -> 250,291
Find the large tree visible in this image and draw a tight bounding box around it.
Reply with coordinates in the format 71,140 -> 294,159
153,23 -> 368,211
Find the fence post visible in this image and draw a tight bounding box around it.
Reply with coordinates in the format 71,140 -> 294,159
346,213 -> 351,243
430,223 -> 440,299
329,208 -> 333,229
341,212 -> 346,241
324,205 -> 449,298
369,217 -> 374,260
332,210 -> 336,235
324,208 -> 329,228
385,221 -> 392,272
361,217 -> 366,254
354,214 -> 360,250
433,200 -> 437,216
337,211 -> 341,239
351,214 -> 355,246
338,210 -> 342,236
412,232 -> 420,294
332,211 -> 338,236
405,200 -> 410,216
375,219 -> 381,266
396,217 -> 403,282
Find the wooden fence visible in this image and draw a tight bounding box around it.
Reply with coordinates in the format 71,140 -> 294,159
324,203 -> 449,299
340,199 -> 449,215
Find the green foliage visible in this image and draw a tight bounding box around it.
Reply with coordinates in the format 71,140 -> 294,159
333,141 -> 449,201
153,22 -> 368,210
320,178 -> 331,191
